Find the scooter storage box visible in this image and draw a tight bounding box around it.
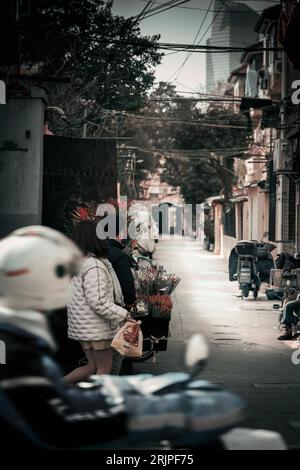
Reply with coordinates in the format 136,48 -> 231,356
235,241 -> 257,256
255,247 -> 268,258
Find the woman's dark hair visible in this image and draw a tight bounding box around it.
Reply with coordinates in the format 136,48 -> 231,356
73,220 -> 109,258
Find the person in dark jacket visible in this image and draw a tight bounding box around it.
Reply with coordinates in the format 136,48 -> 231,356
108,214 -> 136,309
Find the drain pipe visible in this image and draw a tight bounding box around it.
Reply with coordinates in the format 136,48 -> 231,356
277,0 -> 289,253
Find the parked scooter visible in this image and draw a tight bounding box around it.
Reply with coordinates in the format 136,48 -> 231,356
229,233 -> 276,299
97,334 -> 286,450
0,334 -> 287,450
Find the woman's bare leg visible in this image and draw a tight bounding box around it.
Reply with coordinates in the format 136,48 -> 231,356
64,348 -> 96,384
92,348 -> 113,375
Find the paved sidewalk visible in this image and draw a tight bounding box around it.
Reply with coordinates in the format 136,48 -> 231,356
134,238 -> 300,448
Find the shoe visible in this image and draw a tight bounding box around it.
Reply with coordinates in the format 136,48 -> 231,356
277,326 -> 293,340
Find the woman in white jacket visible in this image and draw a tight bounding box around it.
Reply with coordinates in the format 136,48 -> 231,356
65,220 -> 131,383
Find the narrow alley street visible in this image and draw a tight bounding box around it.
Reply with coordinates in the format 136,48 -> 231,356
3,0 -> 300,456
135,238 -> 300,448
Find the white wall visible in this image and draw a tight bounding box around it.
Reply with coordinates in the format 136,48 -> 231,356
0,88 -> 46,237
223,235 -> 237,263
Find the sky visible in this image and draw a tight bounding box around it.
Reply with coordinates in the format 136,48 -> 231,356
111,0 -> 280,94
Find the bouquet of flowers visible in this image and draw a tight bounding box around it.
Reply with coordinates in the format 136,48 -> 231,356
144,294 -> 173,319
135,266 -> 156,296
135,264 -> 180,296
153,265 -> 181,295
133,263 -> 180,319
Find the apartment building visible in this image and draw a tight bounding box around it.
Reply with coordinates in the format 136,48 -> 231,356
207,4 -> 283,259
206,0 -> 258,93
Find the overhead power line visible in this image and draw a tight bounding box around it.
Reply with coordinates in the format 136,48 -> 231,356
141,0 -> 193,20
147,97 -> 241,101
139,0 -> 272,13
121,144 -> 270,153
143,147 -> 251,152
167,0 -> 214,82
64,32 -> 281,53
113,111 -> 248,129
175,0 -> 225,77
196,0 -> 225,45
244,0 -> 279,2
119,146 -> 255,160
138,0 -> 182,16
86,38 -> 281,53
136,0 -> 156,21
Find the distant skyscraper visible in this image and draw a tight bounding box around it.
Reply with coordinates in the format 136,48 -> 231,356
206,0 -> 258,93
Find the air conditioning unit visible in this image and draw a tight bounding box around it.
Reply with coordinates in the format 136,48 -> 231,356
273,139 -> 288,172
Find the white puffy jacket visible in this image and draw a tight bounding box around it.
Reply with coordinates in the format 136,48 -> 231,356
67,256 -> 128,342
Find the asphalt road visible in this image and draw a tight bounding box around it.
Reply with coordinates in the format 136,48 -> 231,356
134,238 -> 300,448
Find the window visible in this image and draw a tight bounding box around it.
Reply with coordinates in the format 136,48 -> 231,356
224,206 -> 236,238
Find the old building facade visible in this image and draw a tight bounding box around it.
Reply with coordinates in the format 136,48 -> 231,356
207,3 -> 300,260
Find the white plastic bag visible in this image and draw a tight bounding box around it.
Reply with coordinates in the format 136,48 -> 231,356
111,320 -> 143,357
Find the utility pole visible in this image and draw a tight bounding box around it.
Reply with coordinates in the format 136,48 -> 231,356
276,0 -> 289,251
16,0 -> 21,75
82,107 -> 88,138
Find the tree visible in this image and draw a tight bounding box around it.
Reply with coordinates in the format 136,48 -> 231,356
117,82 -> 179,198
162,104 -> 250,205
10,0 -> 162,134
116,82 -> 250,204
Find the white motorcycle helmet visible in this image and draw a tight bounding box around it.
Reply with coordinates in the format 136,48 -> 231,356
0,225 -> 82,311
128,206 -> 155,254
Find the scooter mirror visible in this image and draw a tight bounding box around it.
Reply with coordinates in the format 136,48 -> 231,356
185,334 -> 209,373
273,304 -> 281,310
